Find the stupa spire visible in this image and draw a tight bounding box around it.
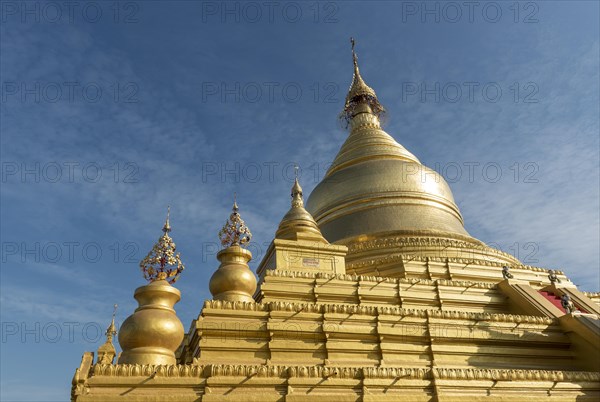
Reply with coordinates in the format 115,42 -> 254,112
275,175 -> 327,242
162,205 -> 171,233
105,304 -> 117,343
341,37 -> 385,125
139,206 -> 185,284
291,166 -> 303,208
96,304 -> 118,364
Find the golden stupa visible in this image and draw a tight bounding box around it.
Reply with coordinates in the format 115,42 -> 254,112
71,40 -> 600,401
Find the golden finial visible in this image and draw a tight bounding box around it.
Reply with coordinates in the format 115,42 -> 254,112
351,37 -> 358,69
341,37 -> 385,126
218,197 -> 252,248
106,304 -> 117,342
163,205 -> 171,233
140,207 -> 185,283
96,303 -> 118,364
275,173 -> 328,242
291,170 -> 303,208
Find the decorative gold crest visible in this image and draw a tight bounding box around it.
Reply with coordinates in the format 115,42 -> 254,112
218,198 -> 252,248
140,207 -> 185,283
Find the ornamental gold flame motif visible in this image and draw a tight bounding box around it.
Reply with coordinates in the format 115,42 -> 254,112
218,199 -> 252,248
140,207 -> 185,283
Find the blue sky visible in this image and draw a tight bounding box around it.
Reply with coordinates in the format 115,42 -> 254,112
1,1 -> 598,400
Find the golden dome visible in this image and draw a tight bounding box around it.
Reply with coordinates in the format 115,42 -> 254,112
118,280 -> 184,365
306,39 -> 520,269
307,101 -> 470,243
209,246 -> 257,302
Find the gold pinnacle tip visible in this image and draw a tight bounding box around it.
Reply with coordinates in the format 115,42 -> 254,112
218,199 -> 252,248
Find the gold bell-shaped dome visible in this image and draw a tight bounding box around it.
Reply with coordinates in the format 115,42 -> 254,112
275,176 -> 328,243
306,39 -> 520,271
307,40 -> 469,242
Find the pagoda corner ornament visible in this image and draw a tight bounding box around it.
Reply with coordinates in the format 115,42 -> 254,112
209,199 -> 257,302
548,269 -> 561,284
117,207 -> 185,365
502,265 -> 514,279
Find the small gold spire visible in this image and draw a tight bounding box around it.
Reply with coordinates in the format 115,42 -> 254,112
106,304 -> 117,342
291,165 -> 303,207
140,207 -> 185,283
348,37 -> 377,100
276,176 -> 327,242
291,177 -> 303,208
96,304 -> 118,364
163,205 -> 171,233
218,197 -> 252,248
233,192 -> 239,212
341,37 -> 385,125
